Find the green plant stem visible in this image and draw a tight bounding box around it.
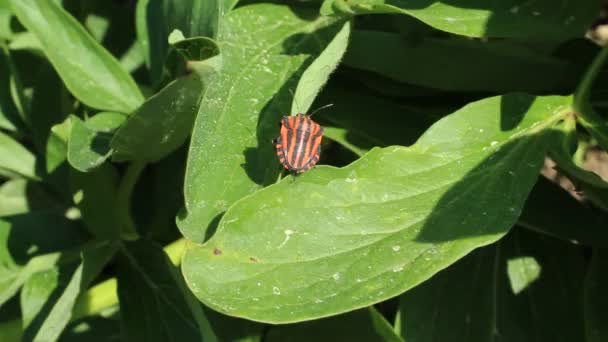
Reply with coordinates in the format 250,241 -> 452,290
573,46 -> 608,150
0,239 -> 186,342
116,161 -> 146,240
574,46 -> 608,114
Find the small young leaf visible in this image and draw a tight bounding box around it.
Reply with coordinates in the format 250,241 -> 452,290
182,94 -> 569,322
136,0 -> 223,85
10,0 -> 144,113
67,113 -> 126,172
292,20 -> 350,114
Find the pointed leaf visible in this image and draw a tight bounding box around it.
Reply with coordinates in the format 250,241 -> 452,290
10,0 -> 144,113
182,94 -> 569,322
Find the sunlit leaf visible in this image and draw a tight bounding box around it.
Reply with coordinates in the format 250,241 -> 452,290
183,94 -> 569,322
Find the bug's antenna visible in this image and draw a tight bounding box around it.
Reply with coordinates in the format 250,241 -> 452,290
309,103 -> 334,117
289,89 -> 301,114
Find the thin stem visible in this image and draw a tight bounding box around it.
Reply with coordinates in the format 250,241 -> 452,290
574,46 -> 608,114
116,161 -> 146,240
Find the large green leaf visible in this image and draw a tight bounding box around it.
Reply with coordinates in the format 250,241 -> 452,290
21,242 -> 117,342
67,112 -> 126,172
182,94 -> 569,322
321,0 -> 598,40
266,308 -> 402,342
343,30 -> 577,92
0,131 -> 39,180
136,0 -> 223,85
396,228 -> 586,341
10,0 -> 144,113
117,241 -> 215,342
585,249 -> 608,342
179,4 -> 350,242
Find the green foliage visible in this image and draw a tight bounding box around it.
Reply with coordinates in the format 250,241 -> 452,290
0,0 -> 607,341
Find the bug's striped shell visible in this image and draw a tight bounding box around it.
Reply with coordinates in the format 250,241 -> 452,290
274,113 -> 323,173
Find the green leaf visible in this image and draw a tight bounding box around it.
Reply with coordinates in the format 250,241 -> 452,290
266,308 -> 402,342
110,71 -> 211,162
21,242 -> 117,342
0,130 -> 39,180
67,112 -> 126,172
396,228 -> 586,341
70,164 -> 121,239
321,0 -> 598,40
0,179 -> 62,217
117,241 -> 215,342
136,0 -> 223,85
519,176 -> 608,247
0,0 -> 13,40
343,30 -> 577,92
179,4 -> 349,242
292,20 -> 350,114
10,0 -> 144,113
585,249 -> 608,342
0,212 -> 87,307
182,93 -> 569,322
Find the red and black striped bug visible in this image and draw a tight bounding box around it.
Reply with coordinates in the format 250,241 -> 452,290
273,104 -> 332,173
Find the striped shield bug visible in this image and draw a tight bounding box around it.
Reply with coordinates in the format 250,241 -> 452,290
273,104 -> 333,173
